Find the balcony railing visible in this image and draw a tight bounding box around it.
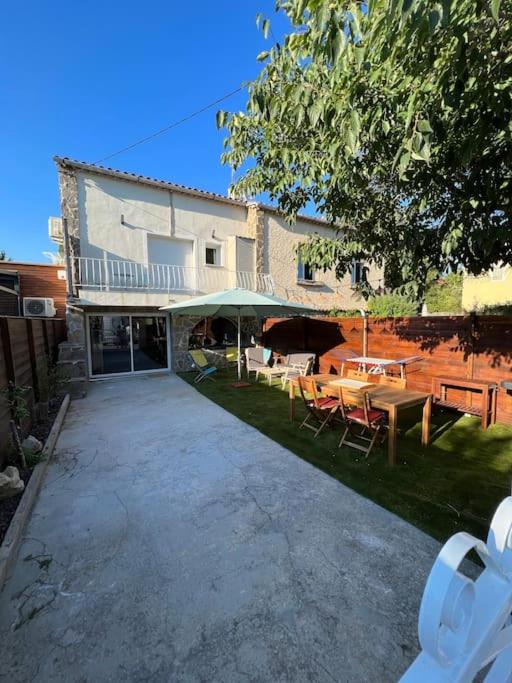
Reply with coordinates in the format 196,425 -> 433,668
75,257 -> 274,295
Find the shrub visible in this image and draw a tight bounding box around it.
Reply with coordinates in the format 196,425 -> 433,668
425,272 -> 463,313
367,293 -> 418,317
327,308 -> 362,318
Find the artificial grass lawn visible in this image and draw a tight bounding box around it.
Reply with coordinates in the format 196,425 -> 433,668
180,369 -> 512,543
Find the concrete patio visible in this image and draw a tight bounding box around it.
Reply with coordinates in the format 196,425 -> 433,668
0,374 -> 440,682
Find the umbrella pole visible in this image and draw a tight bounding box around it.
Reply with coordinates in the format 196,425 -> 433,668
237,309 -> 241,380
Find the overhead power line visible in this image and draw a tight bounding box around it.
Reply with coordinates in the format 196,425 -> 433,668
94,86 -> 243,165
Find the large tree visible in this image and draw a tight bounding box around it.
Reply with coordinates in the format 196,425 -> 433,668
219,0 -> 512,296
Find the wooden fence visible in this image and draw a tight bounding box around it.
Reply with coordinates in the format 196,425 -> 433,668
262,315 -> 512,425
0,316 -> 67,461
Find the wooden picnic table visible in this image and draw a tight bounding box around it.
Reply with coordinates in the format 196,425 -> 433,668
288,373 -> 432,466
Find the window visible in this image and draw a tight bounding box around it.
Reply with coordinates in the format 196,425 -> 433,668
297,258 -> 315,282
205,245 -> 221,266
351,260 -> 362,287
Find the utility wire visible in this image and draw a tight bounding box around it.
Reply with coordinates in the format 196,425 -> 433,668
94,86 -> 243,165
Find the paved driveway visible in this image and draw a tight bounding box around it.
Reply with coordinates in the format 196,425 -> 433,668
0,375 -> 439,682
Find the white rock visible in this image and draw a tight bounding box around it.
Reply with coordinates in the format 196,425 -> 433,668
0,466 -> 24,499
21,435 -> 43,454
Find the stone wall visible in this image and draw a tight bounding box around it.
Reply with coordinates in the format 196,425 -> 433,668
56,163 -> 81,296
247,203 -> 265,282
66,305 -> 86,345
171,315 -> 262,372
171,315 -> 203,371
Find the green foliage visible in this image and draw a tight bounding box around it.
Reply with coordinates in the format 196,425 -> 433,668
0,249 -> 11,261
425,272 -> 463,313
481,302 -> 512,315
2,383 -> 30,424
220,0 -> 512,297
39,355 -> 69,402
25,449 -> 46,469
327,308 -> 361,317
367,293 -> 418,317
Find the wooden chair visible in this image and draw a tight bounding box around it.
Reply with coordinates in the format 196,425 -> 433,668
346,369 -> 370,382
379,375 -> 407,389
298,376 -> 340,438
337,388 -> 386,457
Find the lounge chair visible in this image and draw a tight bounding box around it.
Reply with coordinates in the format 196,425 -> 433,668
280,353 -> 315,389
225,346 -> 239,366
189,349 -> 217,383
245,347 -> 272,378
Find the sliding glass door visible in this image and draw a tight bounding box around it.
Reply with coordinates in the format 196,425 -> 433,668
132,316 -> 168,371
89,314 -> 168,377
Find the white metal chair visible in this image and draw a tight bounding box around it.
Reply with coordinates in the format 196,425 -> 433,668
401,496 -> 512,682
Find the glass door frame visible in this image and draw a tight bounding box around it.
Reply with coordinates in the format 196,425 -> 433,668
86,311 -> 171,379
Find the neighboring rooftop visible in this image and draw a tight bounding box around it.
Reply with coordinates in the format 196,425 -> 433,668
54,156 -> 331,227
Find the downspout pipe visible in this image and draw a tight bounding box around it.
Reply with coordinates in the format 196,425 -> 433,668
360,309 -> 368,357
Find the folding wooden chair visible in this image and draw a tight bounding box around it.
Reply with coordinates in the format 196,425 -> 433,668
379,375 -> 407,389
188,349 -> 217,383
337,388 -> 386,457
346,369 -> 370,382
298,376 -> 340,438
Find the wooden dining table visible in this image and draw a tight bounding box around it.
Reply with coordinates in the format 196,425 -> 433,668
288,374 -> 432,466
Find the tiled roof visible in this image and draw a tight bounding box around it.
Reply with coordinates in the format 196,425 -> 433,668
53,156 -> 331,227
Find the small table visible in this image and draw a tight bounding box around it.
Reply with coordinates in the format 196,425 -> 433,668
255,366 -> 286,385
345,356 -> 399,375
432,376 -> 498,429
328,377 -> 375,391
289,374 -> 432,466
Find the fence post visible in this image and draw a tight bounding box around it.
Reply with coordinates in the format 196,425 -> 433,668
362,313 -> 369,356
26,319 -> 39,402
0,318 -> 15,385
42,319 -> 50,357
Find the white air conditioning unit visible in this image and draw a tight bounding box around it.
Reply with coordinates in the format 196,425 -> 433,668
23,297 -> 56,317
48,216 -> 63,244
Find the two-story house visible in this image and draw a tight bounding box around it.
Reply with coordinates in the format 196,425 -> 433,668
54,157 -> 379,382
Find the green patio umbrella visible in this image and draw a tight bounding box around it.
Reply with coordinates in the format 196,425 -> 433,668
160,288 -> 319,380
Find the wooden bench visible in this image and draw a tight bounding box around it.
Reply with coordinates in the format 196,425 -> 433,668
432,376 -> 498,429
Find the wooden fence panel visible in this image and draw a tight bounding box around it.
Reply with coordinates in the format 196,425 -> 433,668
263,314 -> 512,425
0,332 -> 9,456
472,316 -> 512,424
0,316 -> 66,465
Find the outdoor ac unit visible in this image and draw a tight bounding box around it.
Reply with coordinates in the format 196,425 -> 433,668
48,216 -> 63,244
23,297 -> 56,317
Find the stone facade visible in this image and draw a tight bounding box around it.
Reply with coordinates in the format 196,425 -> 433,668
57,164 -> 81,297
171,315 -> 204,371
65,305 -> 86,345
171,315 -> 261,372
247,203 -> 265,282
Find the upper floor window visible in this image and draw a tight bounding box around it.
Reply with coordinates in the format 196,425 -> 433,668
205,244 -> 221,266
351,260 -> 362,287
297,257 -> 315,282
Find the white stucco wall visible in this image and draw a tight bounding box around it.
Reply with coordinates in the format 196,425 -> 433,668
263,213 -> 382,311
77,171 -> 250,274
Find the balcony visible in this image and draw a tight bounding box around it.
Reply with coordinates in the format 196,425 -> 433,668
74,257 -> 274,297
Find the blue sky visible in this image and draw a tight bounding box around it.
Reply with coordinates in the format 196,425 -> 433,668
0,1 -> 288,262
